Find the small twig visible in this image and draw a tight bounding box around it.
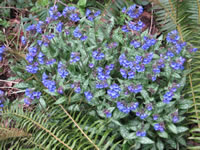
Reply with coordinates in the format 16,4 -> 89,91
0,87 -> 20,90
58,0 -> 68,7
0,79 -> 19,84
9,90 -> 26,94
149,3 -> 154,35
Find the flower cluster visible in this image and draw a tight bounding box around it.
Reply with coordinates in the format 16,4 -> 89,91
18,3 -> 198,144
107,84 -> 121,99
117,101 -> 139,113
154,123 -> 164,132
42,73 -> 56,92
24,89 -> 41,106
122,4 -> 143,19
85,9 -> 101,21
58,62 -> 69,78
163,84 -> 180,104
136,131 -> 146,137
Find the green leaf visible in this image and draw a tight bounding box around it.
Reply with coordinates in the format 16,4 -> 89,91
138,137 -> 154,144
113,109 -> 128,119
156,139 -> 164,150
14,83 -> 29,89
37,0 -> 48,6
54,97 -> 66,104
177,126 -> 188,133
120,127 -> 136,140
39,98 -> 46,109
158,131 -> 168,138
77,0 -> 87,8
168,123 -> 177,134
177,136 -> 186,146
141,90 -> 150,102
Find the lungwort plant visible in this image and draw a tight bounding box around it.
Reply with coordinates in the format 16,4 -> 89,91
0,2 -> 198,149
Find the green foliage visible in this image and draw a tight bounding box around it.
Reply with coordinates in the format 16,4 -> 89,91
0,105 -> 121,149
1,1 -> 198,149
151,1 -> 200,149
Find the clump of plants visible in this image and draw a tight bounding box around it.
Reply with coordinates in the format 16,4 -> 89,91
1,2 -> 198,149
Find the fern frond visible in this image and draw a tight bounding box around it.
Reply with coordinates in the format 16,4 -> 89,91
1,104 -> 121,150
0,127 -> 31,141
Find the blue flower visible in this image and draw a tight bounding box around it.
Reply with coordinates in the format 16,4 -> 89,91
37,52 -> 45,64
166,30 -> 180,44
117,101 -> 130,113
26,63 -> 39,74
57,62 -> 69,78
108,84 -> 121,99
58,87 -> 64,94
28,46 -> 37,56
128,70 -> 135,79
163,91 -> 174,104
154,123 -> 164,132
127,5 -> 143,18
146,103 -> 153,111
24,98 -> 31,106
36,21 -> 43,33
70,52 -> 80,63
85,9 -> 91,17
56,22 -> 63,32
46,59 -> 56,65
120,68 -> 127,79
130,40 -> 141,48
0,45 -> 5,54
84,91 -> 93,101
121,25 -> 129,32
94,10 -> 101,17
0,90 -> 4,96
92,50 -> 104,60
89,63 -> 94,68
21,36 -> 26,45
172,115 -> 179,123
153,115 -> 158,120
128,84 -> 142,94
104,110 -> 112,118
73,27 -> 82,38
70,13 -> 80,22
122,7 -> 126,13
80,36 -> 88,41
128,20 -> 144,32
26,24 -> 35,31
42,73 -> 56,93
136,131 -> 146,137
26,54 -> 34,63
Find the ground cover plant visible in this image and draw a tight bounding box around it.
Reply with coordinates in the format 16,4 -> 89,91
0,1 -> 199,149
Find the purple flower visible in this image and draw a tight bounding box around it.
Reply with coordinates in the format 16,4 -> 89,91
26,54 -> 34,63
136,131 -> 146,137
94,10 -> 101,17
120,68 -> 127,79
130,40 -> 141,48
84,91 -> 93,101
89,63 -> 94,68
153,115 -> 158,120
56,22 -> 63,32
73,27 -> 82,38
154,123 -> 164,132
26,63 -> 39,74
92,50 -> 104,60
107,84 -> 121,99
21,36 -> 26,45
70,52 -> 80,63
57,62 -> 69,78
70,13 -> 80,22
